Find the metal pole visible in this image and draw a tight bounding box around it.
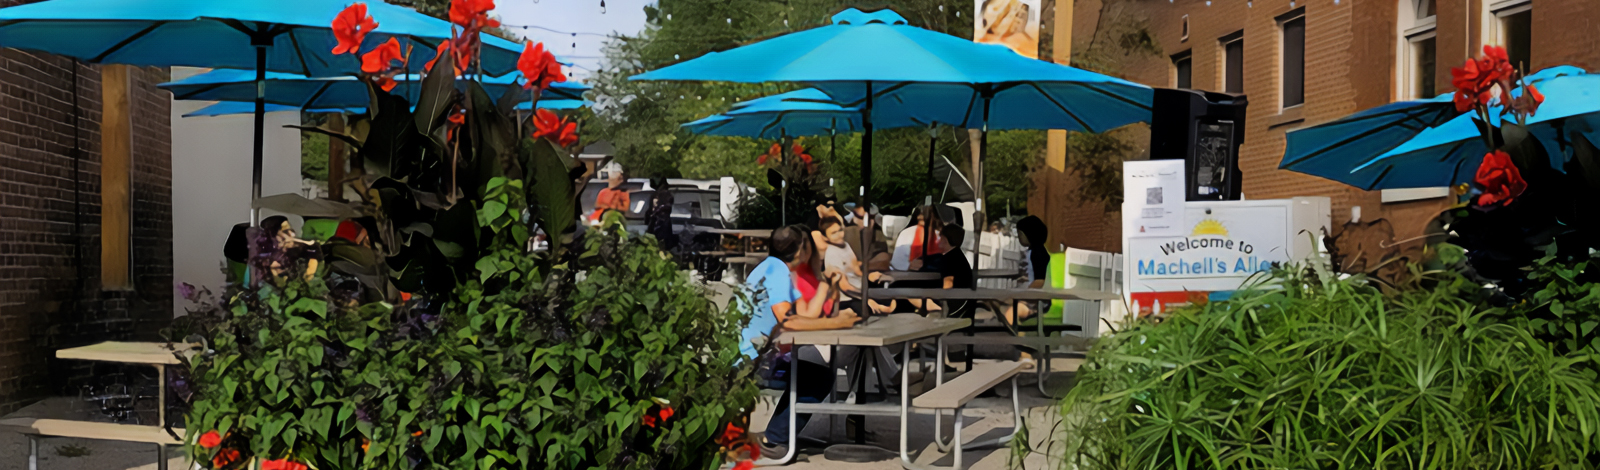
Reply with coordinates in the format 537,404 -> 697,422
251,43 -> 267,226
860,82 -> 874,312
971,91 -> 993,289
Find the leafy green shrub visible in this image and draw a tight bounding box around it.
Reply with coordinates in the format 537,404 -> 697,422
1058,264 -> 1600,469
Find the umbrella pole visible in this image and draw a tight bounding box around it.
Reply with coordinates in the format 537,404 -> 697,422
251,44 -> 267,227
923,127 -> 936,261
860,82 -> 874,315
972,92 -> 992,287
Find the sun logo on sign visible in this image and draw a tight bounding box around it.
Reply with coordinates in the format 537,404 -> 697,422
1191,219 -> 1229,237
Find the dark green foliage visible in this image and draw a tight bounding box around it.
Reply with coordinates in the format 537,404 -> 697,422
1057,262 -> 1600,469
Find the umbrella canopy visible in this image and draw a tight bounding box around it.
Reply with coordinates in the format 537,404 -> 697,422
1279,92 -> 1459,180
681,88 -> 864,139
160,69 -> 589,108
1347,66 -> 1598,189
0,0 -> 525,77
183,101 -> 357,117
633,8 -> 1152,133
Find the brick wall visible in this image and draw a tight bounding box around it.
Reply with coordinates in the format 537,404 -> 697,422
1045,0 -> 1600,254
0,43 -> 173,414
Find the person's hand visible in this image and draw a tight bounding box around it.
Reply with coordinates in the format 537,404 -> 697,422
867,271 -> 883,283
825,270 -> 845,286
834,309 -> 861,327
909,259 -> 924,271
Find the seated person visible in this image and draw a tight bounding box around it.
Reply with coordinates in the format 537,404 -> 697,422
895,223 -> 974,317
818,217 -> 894,315
890,207 -> 942,271
743,226 -> 860,460
843,201 -> 892,272
991,215 -> 1050,325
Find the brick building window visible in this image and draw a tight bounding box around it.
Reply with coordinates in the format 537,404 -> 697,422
1220,31 -> 1244,94
1399,0 -> 1438,100
1278,9 -> 1306,109
1172,50 -> 1192,89
1487,0 -> 1532,69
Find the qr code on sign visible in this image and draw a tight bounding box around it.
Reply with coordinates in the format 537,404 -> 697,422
1146,187 -> 1163,205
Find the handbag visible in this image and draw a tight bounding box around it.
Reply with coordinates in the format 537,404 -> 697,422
754,323 -> 793,390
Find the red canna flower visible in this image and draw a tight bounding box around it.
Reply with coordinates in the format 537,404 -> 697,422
412,430 -> 424,437
1526,83 -> 1545,115
361,38 -> 403,74
448,110 -> 466,126
261,459 -> 309,470
799,153 -> 813,164
641,414 -> 657,428
198,430 -> 222,448
531,109 -> 578,147
757,154 -> 768,165
732,461 -> 755,470
361,439 -> 370,453
1474,150 -> 1527,207
449,0 -> 499,29
718,423 -> 745,444
658,407 -> 675,421
791,143 -> 803,155
518,42 -> 566,92
423,41 -> 455,76
769,144 -> 782,157
331,3 -> 379,56
212,448 -> 241,468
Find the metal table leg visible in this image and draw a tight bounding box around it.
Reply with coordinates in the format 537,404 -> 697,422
28,435 -> 38,470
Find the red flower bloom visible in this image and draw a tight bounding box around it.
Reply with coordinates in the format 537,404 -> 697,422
769,144 -> 782,157
331,3 -> 378,56
1525,83 -> 1545,115
531,109 -> 578,147
641,414 -> 657,428
799,153 -> 813,164
449,0 -> 499,29
732,461 -> 755,470
658,407 -> 674,421
718,423 -> 745,444
518,42 -> 566,92
261,459 -> 308,470
1474,150 -> 1527,207
212,449 -> 241,468
1451,45 -> 1517,113
757,154 -> 768,165
791,143 -> 803,155
424,41 -> 453,76
198,430 -> 222,449
361,38 -> 405,91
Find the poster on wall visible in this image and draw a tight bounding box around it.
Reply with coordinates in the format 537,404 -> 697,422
975,0 -> 1041,58
1123,160 -> 1185,237
1122,198 -> 1333,317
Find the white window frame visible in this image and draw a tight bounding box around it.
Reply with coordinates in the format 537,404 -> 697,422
1483,0 -> 1531,51
1396,0 -> 1438,101
1219,31 -> 1245,94
1277,9 -> 1307,111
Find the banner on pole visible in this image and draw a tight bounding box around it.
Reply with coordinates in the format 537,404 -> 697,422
975,0 -> 1041,58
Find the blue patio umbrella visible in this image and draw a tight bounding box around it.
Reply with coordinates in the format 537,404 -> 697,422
634,9 -> 1151,309
681,88 -> 864,139
1279,92 -> 1459,181
1347,66 -> 1598,189
0,0 -> 527,223
183,101 -> 360,117
161,69 -> 588,109
513,99 -> 589,111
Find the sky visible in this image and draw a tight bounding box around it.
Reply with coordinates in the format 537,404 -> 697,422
496,0 -> 656,82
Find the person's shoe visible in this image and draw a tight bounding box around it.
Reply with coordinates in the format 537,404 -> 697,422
760,439 -> 789,461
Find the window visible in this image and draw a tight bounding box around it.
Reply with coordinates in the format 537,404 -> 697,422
1173,51 -> 1193,89
1181,15 -> 1190,42
1398,0 -> 1438,99
1485,0 -> 1532,70
1279,9 -> 1306,108
1220,31 -> 1244,94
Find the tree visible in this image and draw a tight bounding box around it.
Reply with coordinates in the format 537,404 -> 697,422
1058,0 -> 1162,211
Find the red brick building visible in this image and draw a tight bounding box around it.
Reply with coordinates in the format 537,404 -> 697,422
1035,0 -> 1598,253
0,31 -> 174,412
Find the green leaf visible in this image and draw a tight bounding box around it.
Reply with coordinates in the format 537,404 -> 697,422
301,218 -> 342,242
478,200 -> 508,228
414,51 -> 456,136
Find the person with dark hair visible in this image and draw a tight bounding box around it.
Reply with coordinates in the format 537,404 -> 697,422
992,215 -> 1051,325
895,223 -> 974,317
844,201 -> 892,272
645,177 -> 677,253
820,217 -> 894,315
742,225 -> 859,459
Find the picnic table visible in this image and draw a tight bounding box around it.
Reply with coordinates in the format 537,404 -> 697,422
882,268 -> 1023,283
762,314 -> 990,467
865,288 -> 1117,396
2,342 -> 191,470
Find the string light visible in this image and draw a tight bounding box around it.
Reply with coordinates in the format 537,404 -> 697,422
599,0 -> 605,13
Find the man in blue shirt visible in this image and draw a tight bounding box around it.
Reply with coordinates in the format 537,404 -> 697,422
743,226 -> 859,460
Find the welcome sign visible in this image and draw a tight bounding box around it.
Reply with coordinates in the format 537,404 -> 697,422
1123,198 -> 1329,316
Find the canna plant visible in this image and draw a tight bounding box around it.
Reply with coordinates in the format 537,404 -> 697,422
179,2 -> 759,469
1054,258 -> 1600,469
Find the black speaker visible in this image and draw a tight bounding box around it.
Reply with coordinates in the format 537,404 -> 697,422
1149,88 -> 1248,201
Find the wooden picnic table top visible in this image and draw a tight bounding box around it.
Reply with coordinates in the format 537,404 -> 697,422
56,341 -> 185,366
775,314 -> 970,347
725,256 -> 765,265
704,228 -> 773,237
882,268 -> 1022,282
865,287 -> 1119,302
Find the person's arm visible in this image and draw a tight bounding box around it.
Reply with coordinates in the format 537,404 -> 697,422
943,276 -> 956,289
774,300 -> 857,330
790,280 -> 833,319
1028,279 -> 1046,289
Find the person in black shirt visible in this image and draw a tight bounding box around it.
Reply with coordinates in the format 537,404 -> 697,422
993,215 -> 1050,325
936,223 -> 975,318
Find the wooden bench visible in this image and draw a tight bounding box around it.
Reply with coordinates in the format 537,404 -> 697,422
1,418 -> 184,470
907,361 -> 1027,470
